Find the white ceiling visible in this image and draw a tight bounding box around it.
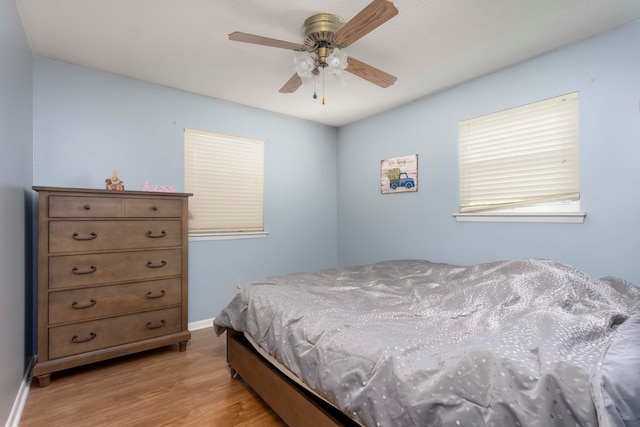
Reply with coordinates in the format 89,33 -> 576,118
16,0 -> 640,127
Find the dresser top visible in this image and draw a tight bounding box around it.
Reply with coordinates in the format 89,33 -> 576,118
32,186 -> 192,197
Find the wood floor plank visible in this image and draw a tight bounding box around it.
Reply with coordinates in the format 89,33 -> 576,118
20,327 -> 287,426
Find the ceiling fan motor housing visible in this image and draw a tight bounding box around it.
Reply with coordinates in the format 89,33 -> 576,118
302,14 -> 345,68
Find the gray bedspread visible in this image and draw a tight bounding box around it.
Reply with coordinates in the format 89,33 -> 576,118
214,259 -> 640,427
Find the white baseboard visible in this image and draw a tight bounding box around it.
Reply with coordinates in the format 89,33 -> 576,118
5,355 -> 36,427
188,317 -> 215,331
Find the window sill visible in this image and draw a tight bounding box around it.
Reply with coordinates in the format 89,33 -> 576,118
453,212 -> 586,223
189,231 -> 269,241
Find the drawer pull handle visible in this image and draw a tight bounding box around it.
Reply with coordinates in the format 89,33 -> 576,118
146,319 -> 166,329
72,298 -> 97,309
146,260 -> 167,269
152,204 -> 159,211
72,232 -> 97,241
72,265 -> 97,275
146,289 -> 166,299
83,204 -> 91,210
72,332 -> 97,343
146,230 -> 166,239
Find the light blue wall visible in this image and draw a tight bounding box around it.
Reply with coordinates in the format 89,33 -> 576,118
32,58 -> 338,321
0,0 -> 33,423
337,21 -> 640,285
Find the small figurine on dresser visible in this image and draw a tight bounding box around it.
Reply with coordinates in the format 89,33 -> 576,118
105,170 -> 125,191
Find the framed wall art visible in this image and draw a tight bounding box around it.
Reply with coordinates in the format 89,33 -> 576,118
381,154 -> 418,194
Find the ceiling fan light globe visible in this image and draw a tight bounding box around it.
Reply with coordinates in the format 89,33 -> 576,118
299,60 -> 311,71
326,48 -> 348,76
294,53 -> 315,78
334,73 -> 347,87
296,68 -> 313,79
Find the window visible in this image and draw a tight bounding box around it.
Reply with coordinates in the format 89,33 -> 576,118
456,92 -> 583,223
184,129 -> 265,238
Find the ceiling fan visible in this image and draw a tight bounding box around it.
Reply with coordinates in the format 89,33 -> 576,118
228,0 -> 398,95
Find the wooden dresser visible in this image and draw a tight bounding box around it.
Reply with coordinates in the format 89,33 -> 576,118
32,186 -> 192,386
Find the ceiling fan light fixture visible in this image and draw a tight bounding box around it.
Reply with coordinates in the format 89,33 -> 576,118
326,48 -> 348,75
294,52 -> 315,78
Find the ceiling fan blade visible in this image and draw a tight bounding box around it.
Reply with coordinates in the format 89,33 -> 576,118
346,57 -> 397,88
229,32 -> 306,51
279,73 -> 303,93
333,0 -> 398,47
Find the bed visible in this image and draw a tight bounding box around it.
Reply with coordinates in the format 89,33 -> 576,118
213,259 -> 640,427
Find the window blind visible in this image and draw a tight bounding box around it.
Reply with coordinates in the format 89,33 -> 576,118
184,128 -> 264,233
458,92 -> 579,213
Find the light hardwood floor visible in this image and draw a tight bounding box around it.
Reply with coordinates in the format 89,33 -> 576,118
20,327 -> 287,426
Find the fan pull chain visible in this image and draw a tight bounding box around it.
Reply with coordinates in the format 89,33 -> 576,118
322,67 -> 326,105
312,75 -> 317,99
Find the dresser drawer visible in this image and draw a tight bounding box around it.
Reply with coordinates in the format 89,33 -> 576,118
49,249 -> 181,289
48,307 -> 182,359
124,198 -> 183,218
49,220 -> 182,253
49,278 -> 182,325
49,195 -> 122,218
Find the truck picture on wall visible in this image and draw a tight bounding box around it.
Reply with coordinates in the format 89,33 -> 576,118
388,169 -> 415,190
381,154 -> 418,194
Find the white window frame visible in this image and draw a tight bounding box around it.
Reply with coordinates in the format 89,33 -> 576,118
184,128 -> 267,240
455,92 -> 585,223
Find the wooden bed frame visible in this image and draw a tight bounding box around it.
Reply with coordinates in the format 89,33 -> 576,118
226,329 -> 360,427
